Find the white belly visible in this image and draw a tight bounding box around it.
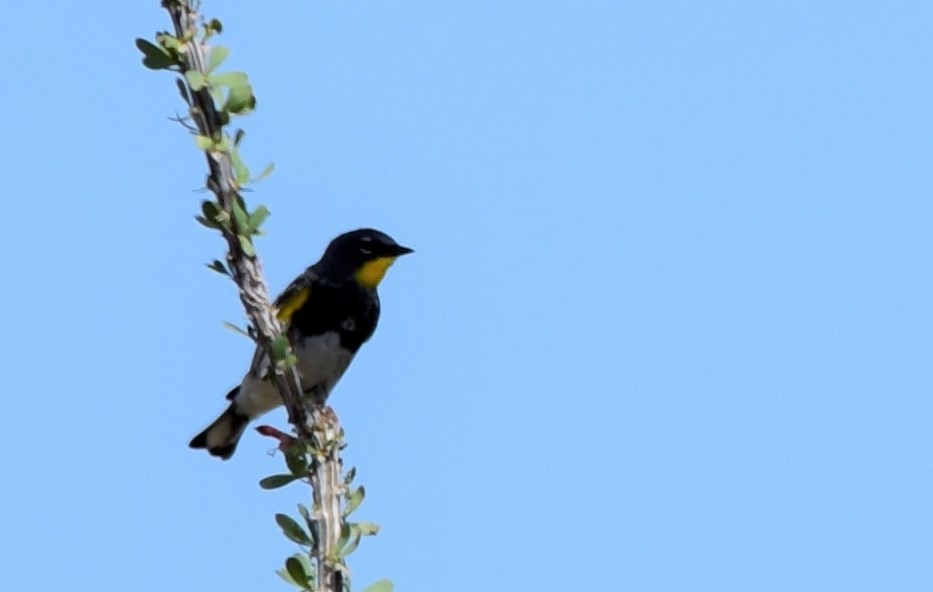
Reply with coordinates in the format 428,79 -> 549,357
236,331 -> 354,417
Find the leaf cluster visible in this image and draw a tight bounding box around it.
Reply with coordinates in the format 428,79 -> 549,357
135,19 -> 273,266
262,442 -> 389,592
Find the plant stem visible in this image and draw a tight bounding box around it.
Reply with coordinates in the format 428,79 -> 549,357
160,2 -> 345,590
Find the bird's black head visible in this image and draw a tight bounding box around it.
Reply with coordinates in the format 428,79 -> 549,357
319,228 -> 413,288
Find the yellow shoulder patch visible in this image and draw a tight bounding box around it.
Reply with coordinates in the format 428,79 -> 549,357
355,257 -> 396,289
275,286 -> 311,323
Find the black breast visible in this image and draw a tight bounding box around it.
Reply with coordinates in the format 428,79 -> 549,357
288,282 -> 381,352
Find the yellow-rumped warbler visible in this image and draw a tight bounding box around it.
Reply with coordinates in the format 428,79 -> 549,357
190,228 -> 413,459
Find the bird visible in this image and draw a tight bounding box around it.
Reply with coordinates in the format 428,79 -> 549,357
190,228 -> 413,459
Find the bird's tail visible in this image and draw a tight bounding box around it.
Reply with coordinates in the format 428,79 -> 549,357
189,391 -> 250,460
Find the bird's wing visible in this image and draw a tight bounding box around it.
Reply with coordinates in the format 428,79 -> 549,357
245,267 -> 319,378
274,267 -> 318,326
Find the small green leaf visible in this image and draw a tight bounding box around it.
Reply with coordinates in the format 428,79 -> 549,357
340,525 -> 362,558
276,568 -> 299,587
281,554 -> 313,589
343,486 -> 365,517
195,215 -> 218,230
207,45 -> 230,73
285,557 -> 309,588
201,200 -> 222,224
206,259 -> 229,275
361,580 -> 394,592
271,334 -> 291,362
157,33 -> 182,51
356,522 -> 381,536
297,504 -> 311,522
227,88 -> 257,115
344,466 -> 357,486
208,18 -> 223,34
285,449 -> 307,476
297,504 -> 320,548
217,135 -> 235,153
255,162 -> 275,182
234,129 -> 246,146
293,553 -> 313,575
210,85 -> 225,110
211,71 -> 248,88
259,474 -> 299,490
222,321 -> 252,339
231,200 -> 249,231
135,38 -> 175,70
175,78 -> 190,104
230,148 -> 250,186
238,235 -> 255,257
276,514 -> 312,546
184,70 -> 207,91
194,135 -> 214,150
248,205 -> 271,233
215,72 -> 256,114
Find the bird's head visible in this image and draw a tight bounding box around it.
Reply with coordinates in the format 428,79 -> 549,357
320,228 -> 413,288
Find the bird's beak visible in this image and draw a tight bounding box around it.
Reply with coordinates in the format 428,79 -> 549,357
391,245 -> 414,256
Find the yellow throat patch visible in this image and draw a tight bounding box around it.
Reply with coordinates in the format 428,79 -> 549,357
355,257 -> 396,289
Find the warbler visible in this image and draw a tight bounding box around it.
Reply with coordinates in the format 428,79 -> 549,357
190,228 -> 413,459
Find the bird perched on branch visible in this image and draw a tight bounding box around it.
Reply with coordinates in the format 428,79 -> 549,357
190,228 -> 413,459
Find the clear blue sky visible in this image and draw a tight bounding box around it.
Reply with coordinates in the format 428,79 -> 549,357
1,1 -> 931,590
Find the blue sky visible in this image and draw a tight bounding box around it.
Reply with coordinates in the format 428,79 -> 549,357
1,1 -> 931,590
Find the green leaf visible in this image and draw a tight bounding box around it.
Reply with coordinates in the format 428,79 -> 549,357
361,580 -> 394,592
184,70 -> 207,91
217,135 -> 235,153
248,205 -> 270,233
230,148 -> 250,186
195,215 -> 218,230
297,504 -> 320,548
226,87 -> 257,115
215,72 -> 256,114
343,486 -> 365,517
255,162 -> 275,182
259,474 -> 298,490
285,557 -> 309,588
238,235 -> 255,257
206,259 -> 229,275
208,18 -> 223,34
221,321 -> 252,339
201,200 -> 223,224
271,334 -> 291,362
276,514 -> 312,546
231,200 -> 249,231
281,554 -> 313,589
276,568 -> 299,587
298,504 -> 318,547
207,45 -> 230,73
285,449 -> 307,476
344,466 -> 357,486
340,525 -> 362,558
210,86 -> 225,110
211,71 -> 248,88
135,38 -> 175,70
356,522 -> 381,536
234,129 -> 246,146
194,135 -> 214,150
175,78 -> 190,104
297,504 -> 311,523
157,33 -> 182,51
